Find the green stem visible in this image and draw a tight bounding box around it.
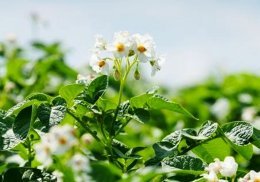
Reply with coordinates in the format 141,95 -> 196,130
67,109 -> 102,143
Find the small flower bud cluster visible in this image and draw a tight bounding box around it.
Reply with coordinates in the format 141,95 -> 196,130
202,156 -> 238,182
89,31 -> 164,77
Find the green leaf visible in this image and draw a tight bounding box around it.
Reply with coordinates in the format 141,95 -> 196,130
59,84 -> 85,106
83,75 -> 108,104
162,155 -> 204,174
35,103 -> 66,132
147,95 -> 197,119
192,137 -> 231,163
251,128 -> 260,148
90,162 -> 122,182
3,168 -> 56,182
222,121 -> 253,145
13,106 -> 33,140
5,100 -> 37,117
26,93 -> 51,102
130,93 -> 153,108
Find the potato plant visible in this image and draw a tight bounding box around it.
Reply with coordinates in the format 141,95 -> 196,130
0,32 -> 260,182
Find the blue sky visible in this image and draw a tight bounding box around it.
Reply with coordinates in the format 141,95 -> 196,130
1,0 -> 260,87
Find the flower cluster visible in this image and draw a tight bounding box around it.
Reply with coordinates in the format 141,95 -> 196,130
34,125 -> 77,166
239,170 -> 260,182
202,156 -> 238,182
89,31 -> 164,77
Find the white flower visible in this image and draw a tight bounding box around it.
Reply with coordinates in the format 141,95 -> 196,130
241,107 -> 257,122
238,93 -> 253,104
34,135 -> 53,167
110,31 -> 134,58
69,153 -> 91,173
76,74 -> 95,85
50,125 -> 77,155
206,158 -> 221,174
219,156 -> 238,177
81,133 -> 94,145
133,33 -> 155,62
211,98 -> 230,120
94,34 -> 107,51
238,170 -> 260,182
202,171 -> 219,182
150,55 -> 165,76
90,54 -> 109,74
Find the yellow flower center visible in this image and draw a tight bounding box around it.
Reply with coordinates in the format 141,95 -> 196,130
255,178 -> 260,182
137,45 -> 147,53
98,60 -> 106,67
116,43 -> 125,52
58,137 -> 67,145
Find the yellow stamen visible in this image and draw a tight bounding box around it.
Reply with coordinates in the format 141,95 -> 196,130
137,45 -> 147,53
116,43 -> 125,52
98,60 -> 106,67
58,137 -> 67,145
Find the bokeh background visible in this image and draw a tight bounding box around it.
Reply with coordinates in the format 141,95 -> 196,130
1,0 -> 260,87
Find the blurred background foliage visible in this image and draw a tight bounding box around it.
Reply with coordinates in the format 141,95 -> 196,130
0,40 -> 260,171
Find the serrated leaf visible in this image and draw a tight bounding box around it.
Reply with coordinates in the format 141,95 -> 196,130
147,95 -> 197,119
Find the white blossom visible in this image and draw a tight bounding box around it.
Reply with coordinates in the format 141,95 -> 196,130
133,33 -> 155,62
34,135 -> 53,167
110,31 -> 134,58
205,158 -> 221,174
219,156 -> 238,177
238,170 -> 260,182
150,55 -> 165,76
50,125 -> 77,155
94,34 -> 107,51
90,54 -> 109,74
238,93 -> 253,104
81,133 -> 94,145
211,98 -> 230,120
241,107 -> 257,122
69,153 -> 91,173
202,171 -> 219,182
76,74 -> 95,85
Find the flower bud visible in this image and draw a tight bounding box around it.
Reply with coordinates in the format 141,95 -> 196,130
113,69 -> 120,81
134,69 -> 141,80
